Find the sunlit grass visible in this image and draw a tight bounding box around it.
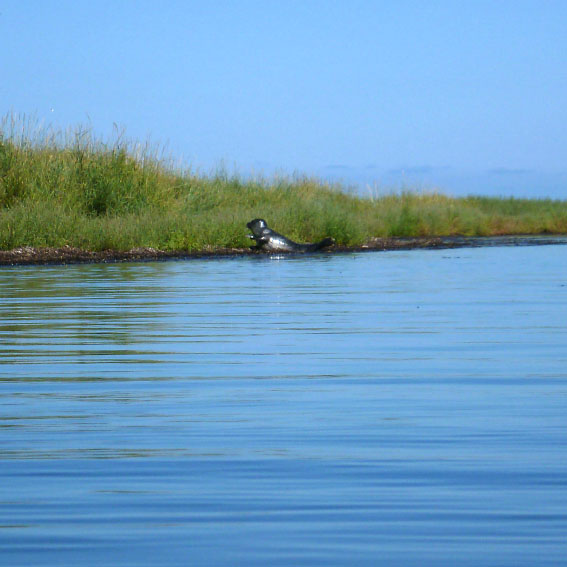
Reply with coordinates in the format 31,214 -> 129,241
1,114 -> 566,251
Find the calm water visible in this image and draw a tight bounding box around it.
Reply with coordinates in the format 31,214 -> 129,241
1,246 -> 566,566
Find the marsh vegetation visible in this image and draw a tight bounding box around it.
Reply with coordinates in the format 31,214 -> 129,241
1,115 -> 566,252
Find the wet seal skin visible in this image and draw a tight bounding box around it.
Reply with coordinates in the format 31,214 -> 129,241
246,218 -> 335,252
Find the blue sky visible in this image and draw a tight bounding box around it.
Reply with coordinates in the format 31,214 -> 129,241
2,1 -> 567,197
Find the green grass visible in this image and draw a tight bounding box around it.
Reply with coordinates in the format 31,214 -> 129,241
1,114 -> 567,251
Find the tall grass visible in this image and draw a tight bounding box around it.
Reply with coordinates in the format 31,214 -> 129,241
1,114 -> 567,251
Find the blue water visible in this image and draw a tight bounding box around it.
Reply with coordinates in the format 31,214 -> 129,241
1,246 -> 567,566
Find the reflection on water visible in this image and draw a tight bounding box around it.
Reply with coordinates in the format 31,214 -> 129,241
1,247 -> 567,566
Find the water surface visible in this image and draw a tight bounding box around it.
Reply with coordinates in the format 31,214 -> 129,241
1,246 -> 566,566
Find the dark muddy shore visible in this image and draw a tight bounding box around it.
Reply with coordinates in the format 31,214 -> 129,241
1,235 -> 567,266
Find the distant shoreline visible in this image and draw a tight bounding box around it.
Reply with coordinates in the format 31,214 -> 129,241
2,235 -> 567,266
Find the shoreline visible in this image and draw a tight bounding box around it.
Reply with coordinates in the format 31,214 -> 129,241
2,235 -> 567,266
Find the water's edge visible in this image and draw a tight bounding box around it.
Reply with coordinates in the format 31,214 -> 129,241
2,234 -> 567,266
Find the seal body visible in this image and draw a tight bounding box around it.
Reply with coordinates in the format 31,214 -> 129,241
246,219 -> 334,252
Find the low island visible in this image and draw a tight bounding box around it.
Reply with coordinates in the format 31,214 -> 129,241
1,120 -> 567,265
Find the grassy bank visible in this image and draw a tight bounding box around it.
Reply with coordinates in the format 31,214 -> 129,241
1,117 -> 567,251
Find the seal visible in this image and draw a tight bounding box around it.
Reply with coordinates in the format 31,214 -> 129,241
246,219 -> 335,252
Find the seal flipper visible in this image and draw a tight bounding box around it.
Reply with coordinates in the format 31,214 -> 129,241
299,237 -> 335,252
312,237 -> 335,250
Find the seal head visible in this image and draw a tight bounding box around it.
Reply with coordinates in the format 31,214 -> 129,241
247,218 -> 334,252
